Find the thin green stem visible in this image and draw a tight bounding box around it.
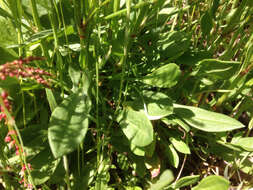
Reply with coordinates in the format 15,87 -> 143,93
30,0 -> 50,62
116,0 -> 131,111
63,156 -> 71,190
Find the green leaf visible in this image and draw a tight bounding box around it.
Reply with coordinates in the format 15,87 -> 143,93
130,144 -> 145,156
0,18 -> 18,46
196,59 -> 241,80
169,137 -> 191,154
46,89 -> 58,112
117,109 -> 153,147
192,175 -> 230,190
200,11 -> 213,37
173,175 -> 200,189
31,149 -> 60,185
125,187 -> 142,190
167,144 -> 179,168
158,31 -> 191,61
0,46 -> 18,65
141,63 -> 181,88
173,104 -> 245,132
142,91 -> 173,120
69,64 -> 81,90
48,91 -> 91,158
150,170 -> 174,190
232,137 -> 253,151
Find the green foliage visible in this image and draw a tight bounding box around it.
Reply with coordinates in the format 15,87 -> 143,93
192,175 -> 230,190
141,63 -> 181,88
117,109 -> 153,147
48,90 -> 91,158
0,0 -> 252,189
150,170 -> 174,190
173,104 -> 245,132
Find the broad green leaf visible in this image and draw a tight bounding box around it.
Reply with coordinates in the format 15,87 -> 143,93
141,64 -> 181,88
48,91 -> 91,158
131,139 -> 156,157
200,11 -> 213,37
31,149 -> 60,185
130,143 -> 145,156
145,136 -> 156,157
158,31 -> 191,61
192,175 -> 229,190
118,109 -> 153,147
196,59 -> 241,80
173,104 -> 245,132
173,175 -> 200,189
166,144 -> 179,168
169,137 -> 191,154
232,137 -> 253,151
142,91 -> 173,120
150,170 -> 174,190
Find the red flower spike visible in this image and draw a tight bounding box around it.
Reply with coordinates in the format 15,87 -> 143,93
8,130 -> 16,135
4,135 -> 11,143
1,91 -> 8,99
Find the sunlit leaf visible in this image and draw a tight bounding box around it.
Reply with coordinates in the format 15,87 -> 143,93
141,63 -> 181,88
173,175 -> 200,189
150,170 -> 174,190
196,59 -> 241,80
48,91 -> 91,158
117,109 -> 153,147
169,137 -> 191,154
192,175 -> 229,190
173,104 -> 245,132
142,91 -> 173,120
232,137 -> 253,151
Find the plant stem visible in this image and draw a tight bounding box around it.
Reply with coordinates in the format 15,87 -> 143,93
63,156 -> 71,190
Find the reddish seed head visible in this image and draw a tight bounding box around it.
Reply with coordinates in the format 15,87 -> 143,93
9,72 -> 14,77
1,91 -> 8,99
27,184 -> 33,189
0,75 -> 6,80
0,113 -> 5,121
8,140 -> 15,149
4,135 -> 11,143
0,57 -> 51,88
8,130 -> 16,135
19,178 -> 24,184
